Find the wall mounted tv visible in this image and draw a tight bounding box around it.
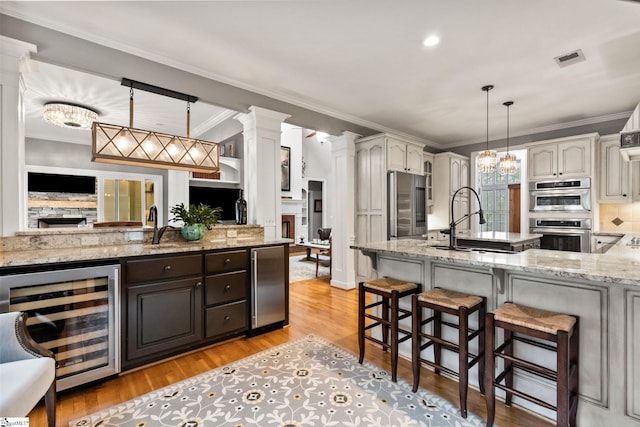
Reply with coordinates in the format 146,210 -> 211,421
189,186 -> 241,222
28,172 -> 96,194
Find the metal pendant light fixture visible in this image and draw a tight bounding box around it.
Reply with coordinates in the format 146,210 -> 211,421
477,85 -> 497,173
92,78 -> 220,173
499,101 -> 517,175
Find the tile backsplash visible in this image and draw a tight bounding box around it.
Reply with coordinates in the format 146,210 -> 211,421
599,202 -> 640,232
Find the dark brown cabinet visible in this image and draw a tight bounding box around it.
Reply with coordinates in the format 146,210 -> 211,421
123,254 -> 203,369
204,249 -> 249,339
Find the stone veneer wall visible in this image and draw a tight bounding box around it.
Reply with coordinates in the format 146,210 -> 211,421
2,224 -> 264,252
599,202 -> 640,232
28,191 -> 98,228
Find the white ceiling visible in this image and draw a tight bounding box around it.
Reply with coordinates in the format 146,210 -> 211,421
4,0 -> 640,149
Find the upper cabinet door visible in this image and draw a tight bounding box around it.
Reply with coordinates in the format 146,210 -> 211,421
387,139 -> 407,172
599,136 -> 630,202
405,145 -> 424,174
558,139 -> 591,178
528,144 -> 558,180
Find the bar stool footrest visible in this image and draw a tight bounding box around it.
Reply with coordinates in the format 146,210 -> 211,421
495,382 -> 556,412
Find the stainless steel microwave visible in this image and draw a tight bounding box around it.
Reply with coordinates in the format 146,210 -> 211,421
529,178 -> 591,212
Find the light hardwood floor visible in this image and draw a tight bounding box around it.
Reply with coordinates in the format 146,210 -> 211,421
29,275 -> 551,426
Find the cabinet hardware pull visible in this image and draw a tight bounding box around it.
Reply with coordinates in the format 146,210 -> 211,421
225,284 -> 231,291
224,315 -> 231,321
623,194 -> 627,197
224,258 -> 231,264
195,281 -> 202,287
164,265 -> 172,271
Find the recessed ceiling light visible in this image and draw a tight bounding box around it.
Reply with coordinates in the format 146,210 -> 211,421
423,35 -> 440,47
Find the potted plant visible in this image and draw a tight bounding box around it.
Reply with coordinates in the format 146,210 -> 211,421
170,203 -> 222,241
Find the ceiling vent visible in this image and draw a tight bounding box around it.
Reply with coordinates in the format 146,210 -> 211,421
554,49 -> 586,68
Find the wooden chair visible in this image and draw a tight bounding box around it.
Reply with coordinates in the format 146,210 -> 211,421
315,237 -> 331,277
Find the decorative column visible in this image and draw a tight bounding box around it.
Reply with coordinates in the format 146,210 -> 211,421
329,131 -> 360,290
0,36 -> 37,237
235,106 -> 290,241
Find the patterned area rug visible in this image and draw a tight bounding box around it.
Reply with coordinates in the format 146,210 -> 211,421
70,335 -> 486,427
289,255 -> 329,283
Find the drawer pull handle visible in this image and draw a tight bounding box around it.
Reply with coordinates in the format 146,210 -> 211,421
225,284 -> 231,291
195,281 -> 202,287
224,258 -> 231,265
164,265 -> 172,271
224,315 -> 231,321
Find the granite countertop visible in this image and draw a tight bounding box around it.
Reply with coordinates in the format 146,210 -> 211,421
456,231 -> 542,244
352,233 -> 640,286
0,238 -> 292,269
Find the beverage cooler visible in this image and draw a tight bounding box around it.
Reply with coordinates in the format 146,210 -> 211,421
0,264 -> 120,391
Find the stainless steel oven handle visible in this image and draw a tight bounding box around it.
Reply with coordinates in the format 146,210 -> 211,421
531,227 -> 590,235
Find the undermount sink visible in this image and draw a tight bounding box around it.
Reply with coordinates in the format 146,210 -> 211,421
429,245 -> 516,254
145,243 -> 182,249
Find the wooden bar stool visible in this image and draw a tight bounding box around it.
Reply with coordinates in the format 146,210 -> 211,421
358,277 -> 420,382
411,287 -> 486,418
485,302 -> 579,427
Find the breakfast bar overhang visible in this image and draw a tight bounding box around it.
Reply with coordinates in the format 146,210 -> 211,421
351,237 -> 640,427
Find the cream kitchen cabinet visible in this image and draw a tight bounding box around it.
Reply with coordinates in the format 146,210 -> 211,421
431,152 -> 470,233
387,137 -> 425,175
527,134 -> 597,180
599,134 -> 640,202
423,152 -> 434,206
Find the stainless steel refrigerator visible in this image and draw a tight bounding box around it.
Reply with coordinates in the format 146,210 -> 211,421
388,171 -> 427,239
250,246 -> 286,329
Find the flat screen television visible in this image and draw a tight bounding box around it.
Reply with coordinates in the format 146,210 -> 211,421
189,186 -> 241,222
28,172 -> 96,194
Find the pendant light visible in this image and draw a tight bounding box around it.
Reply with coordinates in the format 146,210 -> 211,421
477,84 -> 497,173
499,101 -> 517,175
92,78 -> 220,173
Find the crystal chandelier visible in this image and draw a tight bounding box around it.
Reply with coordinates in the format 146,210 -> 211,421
43,102 -> 98,129
92,79 -> 220,173
499,101 -> 517,175
477,85 -> 497,173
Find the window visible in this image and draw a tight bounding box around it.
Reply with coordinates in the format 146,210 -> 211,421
477,154 -> 521,233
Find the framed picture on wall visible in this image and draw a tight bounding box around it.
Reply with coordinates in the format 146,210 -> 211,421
281,146 -> 291,191
314,199 -> 322,212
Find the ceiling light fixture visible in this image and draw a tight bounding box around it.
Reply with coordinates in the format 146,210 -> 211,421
499,101 -> 517,175
92,78 -> 219,173
423,35 -> 440,47
477,84 -> 497,173
43,102 -> 98,129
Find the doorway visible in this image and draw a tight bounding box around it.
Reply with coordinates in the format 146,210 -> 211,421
308,180 -> 324,241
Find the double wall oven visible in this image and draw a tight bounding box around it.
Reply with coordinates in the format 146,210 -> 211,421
529,178 -> 592,253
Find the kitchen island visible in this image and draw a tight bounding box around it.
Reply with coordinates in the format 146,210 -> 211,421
352,235 -> 640,427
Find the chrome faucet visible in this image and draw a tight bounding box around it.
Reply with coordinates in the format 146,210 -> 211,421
446,186 -> 487,249
147,205 -> 169,245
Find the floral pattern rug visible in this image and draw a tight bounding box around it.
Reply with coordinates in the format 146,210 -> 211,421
70,335 -> 487,427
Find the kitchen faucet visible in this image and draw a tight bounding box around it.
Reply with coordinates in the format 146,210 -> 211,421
147,205 -> 170,245
445,186 -> 486,249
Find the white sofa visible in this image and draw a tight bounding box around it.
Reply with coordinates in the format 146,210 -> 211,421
0,311 -> 56,426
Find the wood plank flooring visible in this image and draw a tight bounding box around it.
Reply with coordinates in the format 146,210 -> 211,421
28,276 -> 551,426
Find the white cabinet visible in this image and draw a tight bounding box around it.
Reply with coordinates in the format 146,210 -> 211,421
527,134 -> 596,180
431,152 -> 470,233
355,138 -> 387,282
423,152 -> 434,206
599,134 -> 640,203
387,137 -> 425,175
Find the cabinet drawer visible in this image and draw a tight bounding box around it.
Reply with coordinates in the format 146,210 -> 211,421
205,271 -> 247,306
126,254 -> 202,284
205,301 -> 247,338
205,250 -> 248,274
